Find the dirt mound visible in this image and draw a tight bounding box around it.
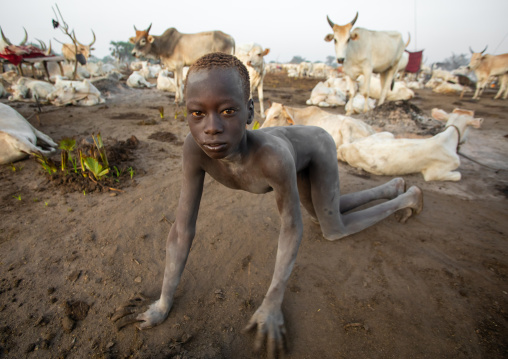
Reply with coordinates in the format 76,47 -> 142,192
360,101 -> 444,137
39,135 -> 139,194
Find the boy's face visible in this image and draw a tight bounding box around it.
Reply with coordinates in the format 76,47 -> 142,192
186,67 -> 254,160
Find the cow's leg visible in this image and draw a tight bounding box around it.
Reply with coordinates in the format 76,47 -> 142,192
296,133 -> 423,240
494,74 -> 508,99
257,81 -> 265,118
360,72 -> 371,112
173,66 -> 183,104
344,75 -> 356,115
379,67 -> 398,106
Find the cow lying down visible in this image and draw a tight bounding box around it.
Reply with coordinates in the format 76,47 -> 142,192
47,76 -> 105,106
0,103 -> 57,164
338,108 -> 483,181
261,102 -> 375,161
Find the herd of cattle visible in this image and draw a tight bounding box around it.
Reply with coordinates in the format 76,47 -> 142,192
0,12 -> 506,181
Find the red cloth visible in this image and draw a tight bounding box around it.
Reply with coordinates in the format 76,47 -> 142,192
0,45 -> 49,66
405,50 -> 423,73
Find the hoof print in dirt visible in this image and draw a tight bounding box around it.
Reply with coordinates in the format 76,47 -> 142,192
148,131 -> 183,145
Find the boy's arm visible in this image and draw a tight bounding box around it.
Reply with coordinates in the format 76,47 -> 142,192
244,147 -> 304,355
136,136 -> 206,328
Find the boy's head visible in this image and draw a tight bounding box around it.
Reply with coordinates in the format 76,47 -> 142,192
185,52 -> 251,104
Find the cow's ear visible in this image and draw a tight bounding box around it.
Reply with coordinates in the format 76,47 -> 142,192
263,48 -> 270,56
431,108 -> 448,121
350,32 -> 359,41
324,34 -> 334,42
129,37 -> 136,44
469,117 -> 483,129
147,35 -> 155,43
247,99 -> 254,124
282,106 -> 295,125
90,47 -> 95,51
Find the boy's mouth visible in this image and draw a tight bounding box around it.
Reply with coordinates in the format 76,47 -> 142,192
203,142 -> 227,152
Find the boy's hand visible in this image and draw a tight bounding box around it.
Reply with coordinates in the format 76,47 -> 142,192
111,294 -> 171,330
244,301 -> 287,358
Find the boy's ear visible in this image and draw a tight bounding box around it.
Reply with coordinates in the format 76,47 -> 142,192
247,99 -> 254,124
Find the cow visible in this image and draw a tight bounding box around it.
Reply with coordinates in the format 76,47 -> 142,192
261,102 -> 375,161
60,30 -> 96,65
47,76 -> 105,106
129,24 -> 235,104
235,43 -> 270,118
0,102 -> 57,164
0,27 -> 27,53
8,77 -> 55,102
157,69 -> 177,92
467,46 -> 508,100
126,70 -> 155,89
324,12 -> 405,115
339,108 -> 483,181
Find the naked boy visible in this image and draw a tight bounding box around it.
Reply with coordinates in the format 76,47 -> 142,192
113,52 -> 423,356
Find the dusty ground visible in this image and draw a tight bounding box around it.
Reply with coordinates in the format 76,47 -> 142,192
0,72 -> 507,359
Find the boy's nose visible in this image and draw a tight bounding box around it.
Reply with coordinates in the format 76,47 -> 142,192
204,114 -> 224,134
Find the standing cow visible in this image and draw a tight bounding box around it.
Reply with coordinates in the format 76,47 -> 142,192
129,24 -> 235,104
467,46 -> 508,100
324,12 -> 405,114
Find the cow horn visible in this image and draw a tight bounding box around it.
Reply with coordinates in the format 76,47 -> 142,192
89,30 -> 96,47
36,38 -> 46,50
19,27 -> 28,46
326,15 -> 335,29
480,45 -> 488,54
46,40 -> 52,56
134,25 -> 138,32
469,46 -> 474,54
1,27 -> 12,45
350,12 -> 359,26
405,32 -> 411,48
145,23 -> 152,33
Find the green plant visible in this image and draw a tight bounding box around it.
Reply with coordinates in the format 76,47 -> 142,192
13,195 -> 21,201
92,133 -> 109,169
58,138 -> 77,172
252,121 -> 261,130
33,153 -> 57,175
159,106 -> 164,119
44,201 -> 49,207
83,157 -> 109,180
128,167 -> 135,179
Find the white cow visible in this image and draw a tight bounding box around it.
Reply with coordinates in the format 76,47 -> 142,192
306,80 -> 346,107
325,12 -> 405,114
339,108 -> 483,181
235,43 -> 270,118
0,103 -> 57,164
261,102 -> 375,161
156,69 -> 178,92
8,77 -> 55,102
358,75 -> 414,101
47,76 -> 105,106
126,71 -> 155,88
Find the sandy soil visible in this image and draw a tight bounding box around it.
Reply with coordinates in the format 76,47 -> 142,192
1,72 -> 507,359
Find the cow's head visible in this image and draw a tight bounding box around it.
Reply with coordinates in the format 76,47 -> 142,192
130,24 -> 156,59
65,30 -> 96,64
261,102 -> 295,128
467,46 -> 488,71
324,12 -> 358,64
245,46 -> 270,68
0,26 -> 28,50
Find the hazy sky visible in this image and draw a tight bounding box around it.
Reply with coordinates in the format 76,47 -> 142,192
2,0 -> 507,65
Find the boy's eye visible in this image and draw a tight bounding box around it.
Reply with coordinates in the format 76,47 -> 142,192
222,108 -> 236,115
191,111 -> 204,117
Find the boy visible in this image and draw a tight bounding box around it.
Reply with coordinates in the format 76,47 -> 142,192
113,52 -> 423,356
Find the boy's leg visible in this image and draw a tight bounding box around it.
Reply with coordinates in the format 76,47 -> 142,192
300,134 -> 423,240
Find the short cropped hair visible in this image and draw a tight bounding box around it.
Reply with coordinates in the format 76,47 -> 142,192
185,52 -> 251,103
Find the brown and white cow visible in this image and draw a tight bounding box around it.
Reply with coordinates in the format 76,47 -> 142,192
324,12 -> 405,115
129,24 -> 235,104
61,30 -> 96,65
467,46 -> 508,100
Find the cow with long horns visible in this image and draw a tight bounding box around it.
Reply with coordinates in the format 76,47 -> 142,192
59,30 -> 96,65
324,12 -> 405,114
467,46 -> 508,100
129,24 -> 235,103
0,27 -> 28,53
